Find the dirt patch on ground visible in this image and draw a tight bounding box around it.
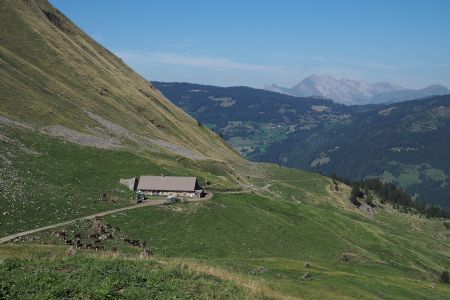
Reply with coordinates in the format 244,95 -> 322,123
0,133 -> 13,143
0,116 -> 33,130
358,203 -> 375,219
141,137 -> 205,160
83,109 -> 139,143
119,178 -> 136,191
40,125 -> 122,150
83,109 -> 205,160
0,117 -> 38,155
341,252 -> 360,262
1,112 -> 205,160
0,133 -> 38,155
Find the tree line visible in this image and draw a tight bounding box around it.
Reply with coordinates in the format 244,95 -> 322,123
332,174 -> 450,219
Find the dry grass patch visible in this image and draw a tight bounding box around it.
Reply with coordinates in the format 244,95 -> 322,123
168,258 -> 299,300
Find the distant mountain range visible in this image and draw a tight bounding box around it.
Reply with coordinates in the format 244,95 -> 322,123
264,74 -> 449,105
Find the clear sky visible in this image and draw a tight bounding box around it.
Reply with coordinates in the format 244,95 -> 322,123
49,0 -> 450,89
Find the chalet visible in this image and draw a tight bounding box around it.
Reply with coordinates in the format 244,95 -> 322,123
136,175 -> 204,198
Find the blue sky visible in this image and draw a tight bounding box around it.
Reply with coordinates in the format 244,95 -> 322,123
50,0 -> 450,89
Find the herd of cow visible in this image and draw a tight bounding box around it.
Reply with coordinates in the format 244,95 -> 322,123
54,216 -> 152,255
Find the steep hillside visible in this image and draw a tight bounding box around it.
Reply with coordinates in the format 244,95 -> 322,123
1,1 -> 450,299
0,0 -> 237,162
155,82 -> 450,208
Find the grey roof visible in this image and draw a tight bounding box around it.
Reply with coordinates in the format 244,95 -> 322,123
137,176 -> 198,192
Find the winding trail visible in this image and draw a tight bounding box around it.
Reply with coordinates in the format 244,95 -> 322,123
0,195 -> 211,244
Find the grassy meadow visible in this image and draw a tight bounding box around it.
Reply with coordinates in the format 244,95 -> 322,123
0,254 -> 259,299
0,123 -> 238,236
99,191 -> 450,299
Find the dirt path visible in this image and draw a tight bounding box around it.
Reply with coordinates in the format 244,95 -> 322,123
0,196 -> 210,244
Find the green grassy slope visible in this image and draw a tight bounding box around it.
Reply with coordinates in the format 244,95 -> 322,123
0,122 -> 240,237
0,0 -> 238,162
101,193 -> 450,299
0,255 -> 257,299
1,0 -> 450,299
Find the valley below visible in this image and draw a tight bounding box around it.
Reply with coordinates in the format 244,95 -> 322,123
155,82 -> 450,209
